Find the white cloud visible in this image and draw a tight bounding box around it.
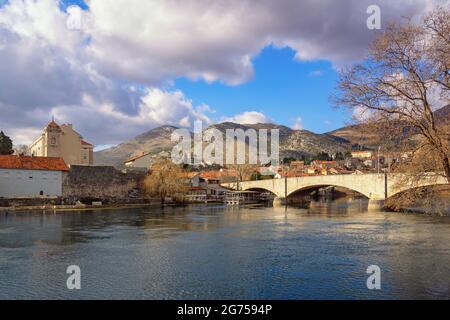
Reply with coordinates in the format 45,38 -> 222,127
0,0 -> 443,146
352,106 -> 374,122
45,88 -> 213,145
293,117 -> 303,130
221,111 -> 271,124
79,0 -> 439,82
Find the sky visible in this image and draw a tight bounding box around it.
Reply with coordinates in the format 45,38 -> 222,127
0,0 -> 444,149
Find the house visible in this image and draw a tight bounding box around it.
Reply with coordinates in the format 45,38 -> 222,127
28,118 -> 94,166
124,152 -> 154,169
198,171 -> 234,195
0,155 -> 69,198
188,186 -> 208,196
257,166 -> 277,179
290,160 -> 305,170
351,150 -> 373,159
185,172 -> 201,187
305,166 -> 318,175
311,160 -> 338,169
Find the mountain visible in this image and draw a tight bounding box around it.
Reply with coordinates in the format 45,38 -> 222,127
95,125 -> 179,167
95,123 -> 352,167
210,122 -> 350,158
328,104 -> 450,148
435,104 -> 450,126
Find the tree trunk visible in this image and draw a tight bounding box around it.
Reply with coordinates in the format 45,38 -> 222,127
161,196 -> 165,207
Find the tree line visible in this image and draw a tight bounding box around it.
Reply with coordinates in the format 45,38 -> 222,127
0,131 -> 13,155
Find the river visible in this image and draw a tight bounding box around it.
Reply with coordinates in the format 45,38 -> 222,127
1,199 -> 450,299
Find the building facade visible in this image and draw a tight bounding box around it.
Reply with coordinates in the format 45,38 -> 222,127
0,155 -> 69,198
351,150 -> 373,159
29,119 -> 94,166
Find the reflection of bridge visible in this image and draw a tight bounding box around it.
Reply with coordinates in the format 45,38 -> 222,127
221,173 -> 448,209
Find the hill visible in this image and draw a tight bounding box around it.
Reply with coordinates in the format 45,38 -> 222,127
95,122 -> 352,167
328,104 -> 450,148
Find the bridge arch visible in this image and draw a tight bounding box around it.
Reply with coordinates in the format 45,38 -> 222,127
222,173 -> 448,202
286,184 -> 369,199
245,187 -> 277,195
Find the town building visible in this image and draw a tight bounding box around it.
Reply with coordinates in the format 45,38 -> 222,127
351,150 -> 373,159
0,155 -> 69,198
28,118 -> 94,166
311,160 -> 338,169
290,160 -> 305,170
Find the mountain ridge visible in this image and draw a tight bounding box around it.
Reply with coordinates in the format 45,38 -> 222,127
328,104 -> 450,148
95,122 -> 352,167
95,104 -> 449,167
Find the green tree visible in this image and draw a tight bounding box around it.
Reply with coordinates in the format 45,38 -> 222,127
335,152 -> 345,161
0,131 -> 13,155
314,152 -> 331,161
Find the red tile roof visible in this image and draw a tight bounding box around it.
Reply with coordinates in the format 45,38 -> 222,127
47,119 -> 61,129
183,172 -> 200,179
0,155 -> 69,171
81,140 -> 93,147
190,186 -> 206,191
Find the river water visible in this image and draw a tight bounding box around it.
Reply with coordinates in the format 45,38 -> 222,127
1,199 -> 450,300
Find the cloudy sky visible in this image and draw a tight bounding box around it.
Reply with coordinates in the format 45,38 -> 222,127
0,0 -> 443,149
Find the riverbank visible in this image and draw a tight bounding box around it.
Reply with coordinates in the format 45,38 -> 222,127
0,196 -> 172,213
0,203 -> 161,213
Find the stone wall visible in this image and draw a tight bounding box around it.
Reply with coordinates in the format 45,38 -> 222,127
62,165 -> 147,199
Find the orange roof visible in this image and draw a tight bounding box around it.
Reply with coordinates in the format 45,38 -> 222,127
313,160 -> 337,164
190,186 -> 206,191
81,140 -> 93,147
47,118 -> 61,129
0,155 -> 69,171
184,172 -> 199,179
200,171 -> 224,180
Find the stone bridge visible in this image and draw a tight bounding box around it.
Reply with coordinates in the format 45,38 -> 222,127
222,173 -> 448,208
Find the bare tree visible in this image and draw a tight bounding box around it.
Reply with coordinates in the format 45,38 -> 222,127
333,7 -> 450,185
228,163 -> 258,189
144,158 -> 189,206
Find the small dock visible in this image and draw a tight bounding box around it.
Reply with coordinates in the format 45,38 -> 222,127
224,191 -> 261,205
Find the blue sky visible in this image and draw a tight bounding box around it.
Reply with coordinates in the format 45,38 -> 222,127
175,46 -> 349,133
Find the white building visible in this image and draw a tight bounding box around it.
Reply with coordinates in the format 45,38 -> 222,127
0,155 -> 69,198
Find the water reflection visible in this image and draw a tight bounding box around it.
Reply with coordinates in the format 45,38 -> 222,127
1,200 -> 450,299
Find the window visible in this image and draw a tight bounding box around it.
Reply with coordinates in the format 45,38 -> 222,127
51,137 -> 56,145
